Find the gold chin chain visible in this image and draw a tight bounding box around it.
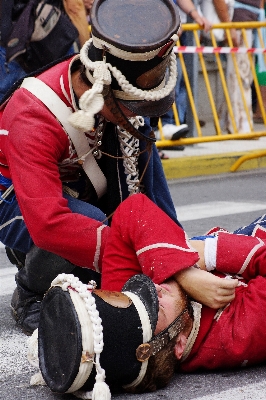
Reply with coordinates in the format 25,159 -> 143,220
88,115 -> 106,160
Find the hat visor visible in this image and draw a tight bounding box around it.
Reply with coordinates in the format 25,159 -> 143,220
122,274 -> 159,333
119,88 -> 175,118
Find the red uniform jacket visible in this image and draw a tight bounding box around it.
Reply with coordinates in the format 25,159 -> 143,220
101,193 -> 266,371
0,56 -> 110,269
0,57 -> 178,270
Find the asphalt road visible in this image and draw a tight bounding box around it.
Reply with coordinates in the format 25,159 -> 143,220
1,169 -> 266,400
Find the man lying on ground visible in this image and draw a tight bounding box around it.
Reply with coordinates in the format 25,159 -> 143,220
101,193 -> 266,377
35,192 -> 266,397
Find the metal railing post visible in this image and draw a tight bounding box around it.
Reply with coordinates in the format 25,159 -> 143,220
186,1 -> 199,138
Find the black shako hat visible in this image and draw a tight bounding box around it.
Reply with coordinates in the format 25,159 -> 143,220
69,0 -> 180,134
37,273 -> 159,399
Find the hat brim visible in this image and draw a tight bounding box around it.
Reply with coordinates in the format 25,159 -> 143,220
119,87 -> 175,118
122,274 -> 159,333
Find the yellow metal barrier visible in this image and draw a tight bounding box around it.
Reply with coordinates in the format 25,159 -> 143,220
230,150 -> 266,171
156,21 -> 266,159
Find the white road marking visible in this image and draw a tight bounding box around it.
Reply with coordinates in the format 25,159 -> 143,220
176,201 -> 266,222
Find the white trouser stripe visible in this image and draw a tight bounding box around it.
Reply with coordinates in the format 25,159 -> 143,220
0,215 -> 24,231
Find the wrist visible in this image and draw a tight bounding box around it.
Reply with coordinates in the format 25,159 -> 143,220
188,7 -> 197,19
174,266 -> 198,286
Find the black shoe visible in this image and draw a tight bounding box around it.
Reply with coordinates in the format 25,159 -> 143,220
162,123 -> 189,140
11,285 -> 43,335
171,125 -> 189,140
161,145 -> 185,151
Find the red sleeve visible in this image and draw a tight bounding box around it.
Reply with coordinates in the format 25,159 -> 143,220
101,194 -> 199,291
216,232 -> 266,280
2,89 -> 110,270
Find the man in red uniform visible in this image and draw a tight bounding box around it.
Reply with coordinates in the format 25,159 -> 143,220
31,192 -> 266,397
0,0 -> 182,335
101,193 -> 266,374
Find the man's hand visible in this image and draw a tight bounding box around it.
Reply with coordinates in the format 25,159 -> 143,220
189,11 -> 213,33
63,0 -> 90,46
174,267 -> 238,309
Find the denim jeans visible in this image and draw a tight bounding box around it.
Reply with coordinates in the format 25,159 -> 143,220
161,32 -> 188,126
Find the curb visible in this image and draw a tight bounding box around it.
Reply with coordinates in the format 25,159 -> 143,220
161,150 -> 266,180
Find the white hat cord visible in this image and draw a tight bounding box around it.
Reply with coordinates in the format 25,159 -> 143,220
92,33 -> 179,61
28,274 -> 111,400
52,274 -> 111,400
68,38 -> 177,132
68,42 -> 112,132
104,52 -> 177,101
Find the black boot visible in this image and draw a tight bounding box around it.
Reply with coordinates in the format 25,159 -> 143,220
10,245 -> 76,335
10,280 -> 43,335
5,247 -> 39,335
9,245 -> 101,335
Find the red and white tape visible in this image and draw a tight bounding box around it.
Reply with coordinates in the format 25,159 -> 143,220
174,46 -> 266,54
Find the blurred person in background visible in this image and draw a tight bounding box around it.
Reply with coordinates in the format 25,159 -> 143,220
0,0 -> 90,101
219,0 -> 262,133
156,0 -> 212,160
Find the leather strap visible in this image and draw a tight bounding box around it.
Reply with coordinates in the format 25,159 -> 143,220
103,86 -> 156,144
20,77 -> 107,199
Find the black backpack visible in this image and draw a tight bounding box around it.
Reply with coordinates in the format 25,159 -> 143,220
0,0 -> 79,73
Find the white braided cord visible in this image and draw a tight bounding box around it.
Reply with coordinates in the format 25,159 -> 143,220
107,52 -> 176,101
69,39 -> 177,132
51,274 -> 106,387
79,39 -> 177,102
67,289 -> 94,393
117,116 -> 144,195
92,33 -> 178,61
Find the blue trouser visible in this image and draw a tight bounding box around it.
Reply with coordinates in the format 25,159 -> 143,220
191,214 -> 266,241
233,214 -> 266,236
0,192 -> 107,254
1,191 -> 106,292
